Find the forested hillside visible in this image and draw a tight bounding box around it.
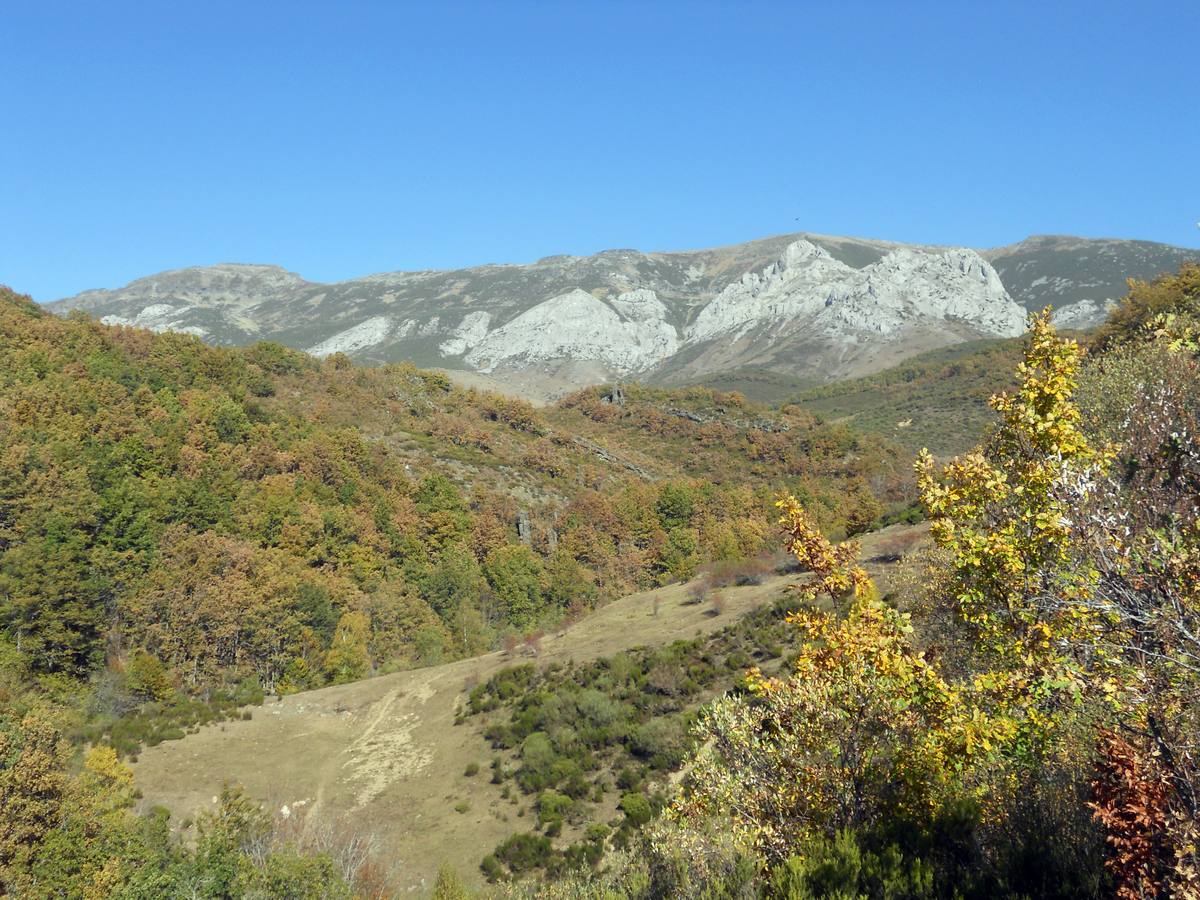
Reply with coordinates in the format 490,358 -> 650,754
0,287 -> 903,692
0,285 -> 905,895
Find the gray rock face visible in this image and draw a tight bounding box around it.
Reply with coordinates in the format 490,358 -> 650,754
686,242 -> 1023,344
463,288 -> 680,373
47,232 -> 1198,394
1052,298 -> 1119,330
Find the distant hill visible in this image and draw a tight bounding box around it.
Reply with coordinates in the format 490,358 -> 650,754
984,234 -> 1200,328
47,232 -> 1198,398
794,338 -> 1027,457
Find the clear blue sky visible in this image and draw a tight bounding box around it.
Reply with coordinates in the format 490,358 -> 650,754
4,0 -> 1198,301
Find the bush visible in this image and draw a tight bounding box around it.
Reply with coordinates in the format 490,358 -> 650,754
769,830 -> 934,899
518,731 -> 558,791
537,790 -> 573,833
617,766 -> 643,792
619,791 -> 653,827
480,854 -> 504,882
432,865 -> 472,899
629,718 -> 689,770
124,651 -> 175,701
494,832 -> 554,874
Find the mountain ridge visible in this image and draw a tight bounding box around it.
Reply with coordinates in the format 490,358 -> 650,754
46,231 -> 1199,399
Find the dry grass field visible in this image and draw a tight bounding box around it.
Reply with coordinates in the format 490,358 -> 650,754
131,524 -> 928,896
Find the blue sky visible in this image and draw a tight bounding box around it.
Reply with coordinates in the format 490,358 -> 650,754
3,0 -> 1198,300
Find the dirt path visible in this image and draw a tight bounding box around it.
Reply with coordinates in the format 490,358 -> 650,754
131,524 -> 925,895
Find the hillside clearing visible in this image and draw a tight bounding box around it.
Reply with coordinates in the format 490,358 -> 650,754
131,524 -> 927,896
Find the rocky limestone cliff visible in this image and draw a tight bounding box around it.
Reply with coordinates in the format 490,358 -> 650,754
687,242 -> 1023,345
46,231 -> 1198,395
463,288 -> 680,373
293,239 -> 1025,384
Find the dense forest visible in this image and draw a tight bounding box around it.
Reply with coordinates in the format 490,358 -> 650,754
1,262 -> 1197,897
0,286 -> 902,688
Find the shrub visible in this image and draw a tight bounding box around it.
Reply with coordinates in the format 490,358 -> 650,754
616,766 -> 643,792
620,791 -> 653,827
494,832 -> 554,874
124,651 -> 174,701
769,829 -> 934,899
431,865 -> 472,899
537,790 -> 573,832
629,719 -> 688,770
480,854 -> 504,882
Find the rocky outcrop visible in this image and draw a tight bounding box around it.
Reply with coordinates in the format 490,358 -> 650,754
1052,298 -> 1118,330
447,241 -> 1024,379
307,315 -> 398,357
464,288 -> 680,374
687,241 -> 1024,345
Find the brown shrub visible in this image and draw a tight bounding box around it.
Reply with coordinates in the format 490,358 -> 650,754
685,580 -> 710,606
523,630 -> 544,656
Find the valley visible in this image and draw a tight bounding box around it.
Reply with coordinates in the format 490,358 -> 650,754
5,263 -> 1199,898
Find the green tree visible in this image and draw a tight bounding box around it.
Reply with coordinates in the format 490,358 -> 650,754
656,482 -> 696,531
125,651 -> 174,701
422,545 -> 485,619
484,545 -> 546,628
323,610 -> 372,684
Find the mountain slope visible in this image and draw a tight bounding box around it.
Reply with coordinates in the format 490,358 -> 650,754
48,232 -> 1199,397
793,337 -> 1026,456
985,234 -> 1200,327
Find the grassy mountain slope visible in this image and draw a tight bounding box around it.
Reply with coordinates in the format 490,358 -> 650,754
791,337 -> 1026,456
986,234 -> 1200,311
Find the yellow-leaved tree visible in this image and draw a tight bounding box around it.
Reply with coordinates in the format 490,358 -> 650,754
663,500 -> 998,867
920,304 -> 1200,897
916,309 -> 1119,752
